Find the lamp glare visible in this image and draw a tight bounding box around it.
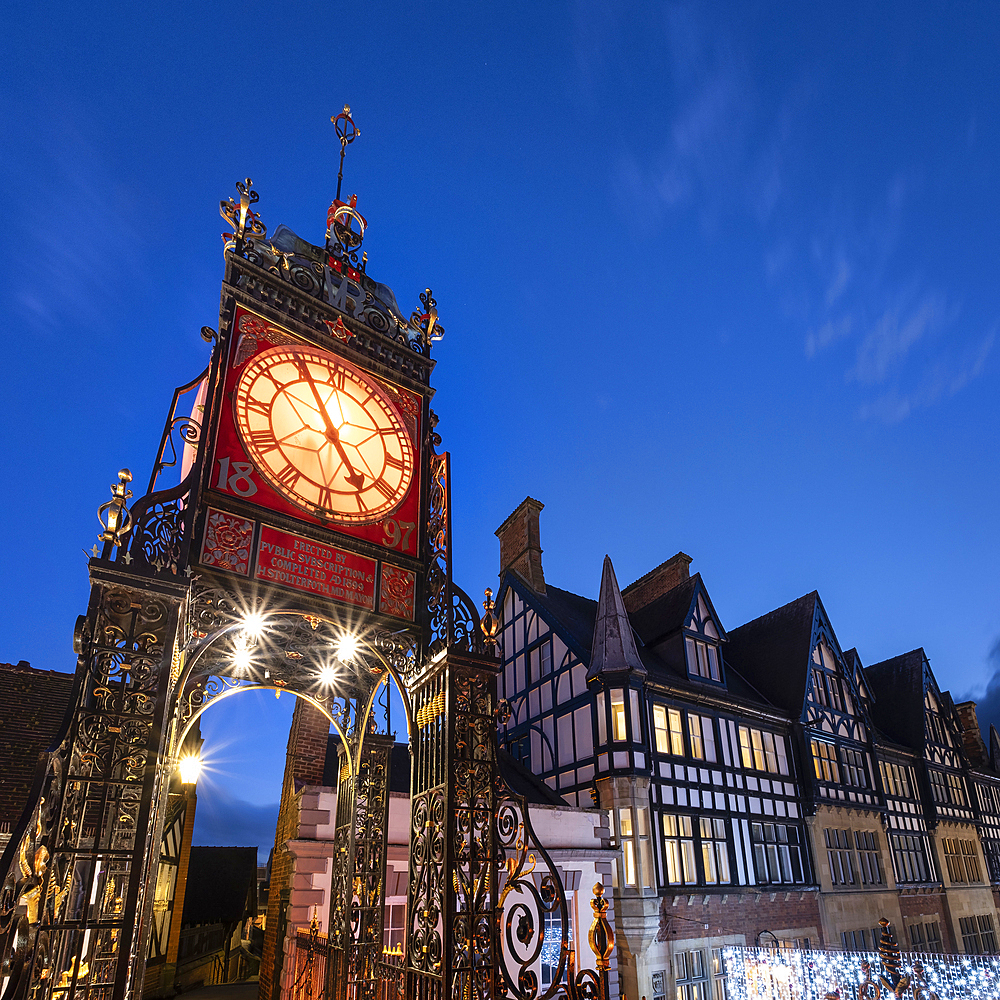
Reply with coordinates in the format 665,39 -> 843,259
335,634 -> 360,663
178,754 -> 202,785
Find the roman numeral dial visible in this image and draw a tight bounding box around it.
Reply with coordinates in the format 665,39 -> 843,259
234,344 -> 415,524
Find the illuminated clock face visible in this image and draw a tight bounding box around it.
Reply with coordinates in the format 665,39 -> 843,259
234,344 -> 414,523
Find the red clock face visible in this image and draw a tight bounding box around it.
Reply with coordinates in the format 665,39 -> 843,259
234,345 -> 414,524
210,308 -> 423,556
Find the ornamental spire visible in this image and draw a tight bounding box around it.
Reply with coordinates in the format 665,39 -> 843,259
327,106 -> 367,262
588,555 -> 646,680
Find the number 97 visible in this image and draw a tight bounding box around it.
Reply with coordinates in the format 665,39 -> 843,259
382,518 -> 415,552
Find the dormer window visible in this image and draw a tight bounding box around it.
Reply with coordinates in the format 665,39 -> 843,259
685,596 -> 722,681
810,638 -> 853,714
924,690 -> 952,747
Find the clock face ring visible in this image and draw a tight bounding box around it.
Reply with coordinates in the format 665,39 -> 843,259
234,344 -> 414,524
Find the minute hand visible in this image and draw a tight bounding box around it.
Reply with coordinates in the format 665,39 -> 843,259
298,363 -> 365,490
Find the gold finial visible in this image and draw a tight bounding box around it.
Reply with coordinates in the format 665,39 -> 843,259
97,469 -> 133,548
588,882 -> 614,973
481,587 -> 500,652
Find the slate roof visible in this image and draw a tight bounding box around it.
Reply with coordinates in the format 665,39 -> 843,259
181,846 -> 257,927
537,584 -> 598,657
630,575 -> 699,647
507,573 -> 775,711
864,649 -> 928,751
588,557 -> 645,679
722,593 -> 818,716
0,662 -> 75,825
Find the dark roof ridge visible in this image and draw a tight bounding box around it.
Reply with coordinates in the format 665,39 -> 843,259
866,647 -> 926,672
728,590 -> 819,634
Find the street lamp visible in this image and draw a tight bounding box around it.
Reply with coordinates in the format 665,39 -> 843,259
177,753 -> 203,785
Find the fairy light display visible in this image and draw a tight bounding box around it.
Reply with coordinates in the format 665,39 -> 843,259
724,943 -> 1000,1000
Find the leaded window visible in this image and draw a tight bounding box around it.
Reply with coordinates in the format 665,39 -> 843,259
825,828 -> 854,885
891,834 -> 933,883
855,831 -> 883,885
750,822 -> 806,884
811,740 -> 840,782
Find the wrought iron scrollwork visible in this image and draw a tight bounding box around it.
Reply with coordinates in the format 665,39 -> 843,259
220,178 -> 266,256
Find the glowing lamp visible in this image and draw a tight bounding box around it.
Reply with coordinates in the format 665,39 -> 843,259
334,633 -> 360,663
178,754 -> 202,785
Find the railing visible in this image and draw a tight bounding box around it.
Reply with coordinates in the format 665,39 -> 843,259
724,945 -> 1000,1000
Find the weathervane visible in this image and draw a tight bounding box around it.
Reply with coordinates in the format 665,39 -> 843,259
327,105 -> 367,262
332,105 -> 360,203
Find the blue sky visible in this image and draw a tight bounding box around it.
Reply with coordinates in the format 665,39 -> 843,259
2,3 -> 998,859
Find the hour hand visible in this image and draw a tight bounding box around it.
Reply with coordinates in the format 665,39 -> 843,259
324,424 -> 365,489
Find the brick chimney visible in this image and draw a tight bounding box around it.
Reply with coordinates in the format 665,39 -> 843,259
495,497 -> 546,594
954,700 -> 988,766
621,552 -> 692,613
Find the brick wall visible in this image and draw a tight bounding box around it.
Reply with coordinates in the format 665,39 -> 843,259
259,699 -> 331,1000
898,892 -> 955,953
621,553 -> 692,614
495,497 -> 546,593
659,889 -> 823,945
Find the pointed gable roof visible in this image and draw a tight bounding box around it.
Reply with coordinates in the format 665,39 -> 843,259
588,556 -> 646,680
723,592 -> 818,715
864,648 -> 929,750
629,574 -> 699,647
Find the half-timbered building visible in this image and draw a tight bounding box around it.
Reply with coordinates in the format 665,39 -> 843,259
492,497 -> 1000,1000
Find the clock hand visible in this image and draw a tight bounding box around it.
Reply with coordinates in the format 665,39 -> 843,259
296,361 -> 365,490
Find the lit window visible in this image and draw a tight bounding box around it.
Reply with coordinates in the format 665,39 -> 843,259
610,689 -> 627,742
811,740 -> 840,782
617,807 -> 652,888
653,705 -> 669,754
700,817 -> 731,884
689,715 -> 704,759
739,726 -> 786,775
663,814 -> 697,885
668,708 -> 685,756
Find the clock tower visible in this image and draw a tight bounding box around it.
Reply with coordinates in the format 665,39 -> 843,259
0,111 -> 612,1000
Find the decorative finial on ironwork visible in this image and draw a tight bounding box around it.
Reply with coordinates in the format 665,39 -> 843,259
481,587 -> 500,651
220,179 -> 266,256
325,109 -> 367,264
588,882 -> 614,973
97,469 -> 133,547
409,289 -> 445,346
331,105 -> 360,203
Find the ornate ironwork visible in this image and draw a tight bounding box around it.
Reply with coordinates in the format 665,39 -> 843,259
97,469 -> 133,546
409,289 -> 444,346
331,105 -> 360,204
146,365 -> 208,494
220,178 -> 267,256
0,578 -> 184,1000
480,589 -> 500,652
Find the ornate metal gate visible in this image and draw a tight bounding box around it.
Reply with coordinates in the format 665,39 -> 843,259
0,159 -> 615,1000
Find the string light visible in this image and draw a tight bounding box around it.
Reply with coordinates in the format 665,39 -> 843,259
723,945 -> 1000,1000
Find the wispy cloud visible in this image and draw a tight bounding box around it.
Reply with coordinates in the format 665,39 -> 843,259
7,114 -> 143,338
192,785 -> 279,864
848,293 -> 952,386
856,327 -> 995,422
